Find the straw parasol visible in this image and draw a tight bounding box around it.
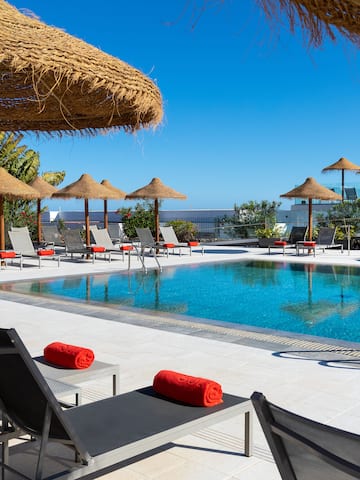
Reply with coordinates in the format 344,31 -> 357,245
100,180 -> 126,231
125,177 -> 187,242
258,0 -> 360,47
0,167 -> 39,250
29,176 -> 58,243
52,174 -> 119,247
0,0 -> 163,136
280,177 -> 342,240
322,157 -> 360,201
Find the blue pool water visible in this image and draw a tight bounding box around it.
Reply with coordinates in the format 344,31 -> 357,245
4,260 -> 360,342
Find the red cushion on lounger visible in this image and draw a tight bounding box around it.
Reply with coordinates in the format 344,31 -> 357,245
91,246 -> 106,252
163,243 -> 175,248
120,245 -> 134,251
303,241 -> 316,247
44,342 -> 95,369
153,370 -> 223,407
37,249 -> 55,256
0,251 -> 16,259
274,241 -> 287,246
188,241 -> 199,246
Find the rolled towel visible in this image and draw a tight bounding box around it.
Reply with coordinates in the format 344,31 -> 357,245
44,342 -> 95,369
153,369 -> 223,407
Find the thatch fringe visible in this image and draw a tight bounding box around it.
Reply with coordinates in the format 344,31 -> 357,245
257,0 -> 360,47
0,0 -> 163,136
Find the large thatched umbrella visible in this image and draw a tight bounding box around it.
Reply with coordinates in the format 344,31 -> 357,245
125,177 -> 187,242
0,0 -> 163,136
322,157 -> 360,201
52,174 -> 118,247
280,177 -> 342,240
29,176 -> 58,243
0,167 -> 40,250
100,180 -> 126,231
258,0 -> 360,47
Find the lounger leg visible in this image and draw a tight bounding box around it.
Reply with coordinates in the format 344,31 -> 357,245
244,409 -> 253,457
35,403 -> 52,480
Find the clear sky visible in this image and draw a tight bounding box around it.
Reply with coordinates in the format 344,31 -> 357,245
9,0 -> 360,213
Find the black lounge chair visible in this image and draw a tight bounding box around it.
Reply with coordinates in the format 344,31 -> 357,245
0,328 -> 253,480
251,391 -> 360,480
296,227 -> 343,256
268,226 -> 308,255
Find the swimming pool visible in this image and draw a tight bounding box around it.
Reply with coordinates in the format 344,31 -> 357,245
3,260 -> 360,343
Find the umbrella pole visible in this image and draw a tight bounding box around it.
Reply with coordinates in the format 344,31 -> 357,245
342,169 -> 345,202
104,199 -> 108,230
0,196 -> 4,251
37,199 -> 42,243
85,198 -> 90,247
155,198 -> 159,243
308,199 -> 313,241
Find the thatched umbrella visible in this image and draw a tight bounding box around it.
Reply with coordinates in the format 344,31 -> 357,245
100,180 -> 126,231
0,167 -> 39,250
52,174 -> 118,247
125,177 -> 187,242
29,176 -> 58,243
258,0 -> 360,47
0,0 -> 163,136
280,177 -> 342,240
322,157 -> 360,201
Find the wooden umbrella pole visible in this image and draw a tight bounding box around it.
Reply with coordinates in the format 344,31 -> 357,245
37,199 -> 42,243
0,196 -> 4,251
308,199 -> 313,241
155,198 -> 160,243
104,199 -> 108,230
342,169 -> 345,202
85,198 -> 90,247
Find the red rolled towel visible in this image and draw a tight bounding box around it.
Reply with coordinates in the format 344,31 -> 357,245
37,249 -> 55,256
153,370 -> 223,407
44,342 -> 95,369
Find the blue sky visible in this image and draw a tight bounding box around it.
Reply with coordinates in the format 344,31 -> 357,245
9,0 -> 360,213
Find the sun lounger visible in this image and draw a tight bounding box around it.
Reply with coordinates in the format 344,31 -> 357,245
268,226 -> 308,255
160,225 -> 204,255
41,224 -> 65,248
251,391 -> 360,480
8,229 -> 61,268
0,328 -> 253,480
63,229 -> 111,263
296,227 -> 343,256
135,227 -> 171,271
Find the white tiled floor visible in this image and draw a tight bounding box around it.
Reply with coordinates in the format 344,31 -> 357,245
1,245 -> 360,479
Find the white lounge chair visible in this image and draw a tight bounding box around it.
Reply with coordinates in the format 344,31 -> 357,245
160,225 -> 204,255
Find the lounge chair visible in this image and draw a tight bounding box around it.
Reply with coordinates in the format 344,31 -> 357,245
135,227 -> 172,271
345,187 -> 358,201
268,226 -> 308,255
41,224 -> 65,248
0,328 -> 253,480
251,391 -> 360,480
90,225 -> 143,269
63,229 -> 111,263
296,227 -> 343,256
8,230 -> 61,268
160,225 -> 204,255
107,222 -> 127,244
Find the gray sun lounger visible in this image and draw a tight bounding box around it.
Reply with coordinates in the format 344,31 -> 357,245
268,226 -> 308,255
296,227 -> 343,256
63,229 -> 111,263
160,225 -> 204,255
251,391 -> 360,480
0,328 -> 253,480
8,229 -> 61,268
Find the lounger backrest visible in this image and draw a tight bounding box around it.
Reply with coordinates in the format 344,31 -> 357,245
0,328 -> 85,452
288,226 -> 308,244
91,228 -> 114,249
42,224 -> 64,246
8,229 -> 35,254
108,223 -> 126,242
317,227 -> 336,245
136,227 -> 155,247
160,226 -> 179,244
63,229 -> 86,251
251,392 -> 360,480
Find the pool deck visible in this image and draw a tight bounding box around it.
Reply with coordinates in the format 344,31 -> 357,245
1,245 -> 360,479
